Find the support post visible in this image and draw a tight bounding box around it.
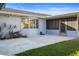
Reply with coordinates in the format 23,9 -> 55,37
76,15 -> 79,38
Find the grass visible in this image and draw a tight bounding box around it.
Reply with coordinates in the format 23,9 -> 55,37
16,39 -> 79,56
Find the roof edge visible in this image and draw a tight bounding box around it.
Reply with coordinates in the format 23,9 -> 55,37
1,8 -> 51,16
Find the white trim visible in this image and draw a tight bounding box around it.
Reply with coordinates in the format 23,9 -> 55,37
77,15 -> 79,37
59,20 -> 60,35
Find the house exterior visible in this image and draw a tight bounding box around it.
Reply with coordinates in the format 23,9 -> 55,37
0,8 -> 79,38
46,13 -> 79,37
0,8 -> 50,37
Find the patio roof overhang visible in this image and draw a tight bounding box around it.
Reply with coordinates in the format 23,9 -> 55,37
46,12 -> 79,20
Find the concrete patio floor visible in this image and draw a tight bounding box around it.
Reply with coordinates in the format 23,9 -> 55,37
0,35 -> 74,56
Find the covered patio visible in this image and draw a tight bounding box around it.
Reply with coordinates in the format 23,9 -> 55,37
0,35 -> 74,55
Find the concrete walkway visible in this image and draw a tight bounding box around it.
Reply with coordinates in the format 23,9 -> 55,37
0,35 -> 74,55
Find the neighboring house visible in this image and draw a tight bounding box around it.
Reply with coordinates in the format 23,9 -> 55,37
0,8 -> 79,37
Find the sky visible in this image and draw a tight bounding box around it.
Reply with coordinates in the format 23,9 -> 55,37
6,3 -> 79,15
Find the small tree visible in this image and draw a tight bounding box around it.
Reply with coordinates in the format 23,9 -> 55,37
0,3 -> 5,10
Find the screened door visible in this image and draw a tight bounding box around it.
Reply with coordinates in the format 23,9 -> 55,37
60,20 -> 67,35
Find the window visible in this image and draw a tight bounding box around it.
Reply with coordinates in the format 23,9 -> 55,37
46,19 -> 59,29
67,17 -> 76,31
21,18 -> 29,28
21,18 -> 38,29
30,19 -> 38,28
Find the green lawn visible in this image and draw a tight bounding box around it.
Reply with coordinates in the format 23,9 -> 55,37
16,39 -> 79,56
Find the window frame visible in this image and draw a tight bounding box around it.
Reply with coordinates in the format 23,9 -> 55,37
21,18 -> 38,29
